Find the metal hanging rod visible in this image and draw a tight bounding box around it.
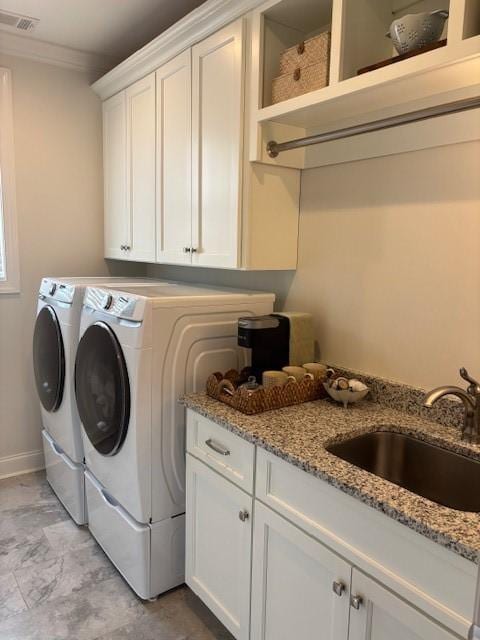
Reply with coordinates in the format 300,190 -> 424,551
266,95 -> 480,158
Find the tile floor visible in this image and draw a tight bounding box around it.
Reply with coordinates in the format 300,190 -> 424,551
0,471 -> 234,640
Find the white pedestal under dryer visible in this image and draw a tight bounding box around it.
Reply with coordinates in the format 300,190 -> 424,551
75,282 -> 274,599
33,276 -> 161,524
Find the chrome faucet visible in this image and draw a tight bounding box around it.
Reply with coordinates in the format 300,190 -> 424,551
424,368 -> 480,444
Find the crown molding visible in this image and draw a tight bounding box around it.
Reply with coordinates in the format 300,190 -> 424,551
0,29 -> 117,75
92,0 -> 265,100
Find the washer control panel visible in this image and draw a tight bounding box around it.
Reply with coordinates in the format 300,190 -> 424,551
84,287 -> 144,321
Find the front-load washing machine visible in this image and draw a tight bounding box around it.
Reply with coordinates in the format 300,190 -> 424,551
74,282 -> 274,598
33,276 -> 161,524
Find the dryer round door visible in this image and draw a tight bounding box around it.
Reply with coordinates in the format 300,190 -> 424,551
75,322 -> 130,456
33,305 -> 65,412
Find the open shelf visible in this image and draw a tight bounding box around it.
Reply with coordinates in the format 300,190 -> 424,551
340,0 -> 450,80
260,0 -> 334,108
463,0 -> 480,39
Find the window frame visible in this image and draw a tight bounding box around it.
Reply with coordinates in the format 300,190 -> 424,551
0,67 -> 20,294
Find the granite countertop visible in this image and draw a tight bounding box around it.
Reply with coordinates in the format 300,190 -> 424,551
184,393 -> 480,563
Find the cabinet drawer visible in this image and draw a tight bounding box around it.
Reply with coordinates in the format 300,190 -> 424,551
186,410 -> 255,493
255,448 -> 476,638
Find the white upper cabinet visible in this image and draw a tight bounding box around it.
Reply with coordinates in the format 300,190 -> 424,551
188,16 -> 300,270
101,12 -> 300,270
103,74 -> 156,262
156,50 -> 192,265
103,92 -> 127,260
125,73 -> 156,262
191,19 -> 245,268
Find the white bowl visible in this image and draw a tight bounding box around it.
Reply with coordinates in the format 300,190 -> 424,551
387,10 -> 449,55
323,384 -> 369,408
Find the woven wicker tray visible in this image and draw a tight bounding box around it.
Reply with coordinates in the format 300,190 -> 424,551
206,369 -> 326,415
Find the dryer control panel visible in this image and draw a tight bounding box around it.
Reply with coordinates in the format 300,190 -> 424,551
39,279 -> 75,304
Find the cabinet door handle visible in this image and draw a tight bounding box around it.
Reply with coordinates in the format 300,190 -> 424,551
350,594 -> 363,610
205,438 -> 230,456
183,247 -> 191,253
125,245 -> 131,251
332,581 -> 346,597
120,245 -> 125,250
191,247 -> 198,253
239,509 -> 249,522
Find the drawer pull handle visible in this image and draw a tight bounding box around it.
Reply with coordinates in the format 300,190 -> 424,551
205,438 -> 230,456
351,594 -> 363,610
332,581 -> 345,597
239,509 -> 249,522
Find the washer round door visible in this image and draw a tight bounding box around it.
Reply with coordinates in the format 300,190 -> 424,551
33,306 -> 65,412
75,322 -> 130,456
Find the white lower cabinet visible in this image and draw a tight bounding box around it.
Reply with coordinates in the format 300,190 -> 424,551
250,501 -> 458,640
185,453 -> 252,640
185,412 -> 469,640
251,501 -> 351,640
348,569 -> 457,640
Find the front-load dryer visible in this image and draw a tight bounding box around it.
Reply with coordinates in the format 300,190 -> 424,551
33,276 -> 161,524
74,282 -> 274,598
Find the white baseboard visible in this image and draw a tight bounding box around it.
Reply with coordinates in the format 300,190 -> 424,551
0,449 -> 45,480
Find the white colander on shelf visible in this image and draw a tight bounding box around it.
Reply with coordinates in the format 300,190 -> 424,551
387,9 -> 449,55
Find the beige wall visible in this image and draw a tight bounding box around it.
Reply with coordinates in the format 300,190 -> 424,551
149,140 -> 480,391
285,140 -> 480,390
0,54 -> 108,473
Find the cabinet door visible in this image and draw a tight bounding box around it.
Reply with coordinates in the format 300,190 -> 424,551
103,92 -> 128,260
191,18 -> 244,268
186,453 -> 252,640
156,50 -> 192,265
348,569 -> 457,640
125,73 -> 156,262
251,501 -> 351,640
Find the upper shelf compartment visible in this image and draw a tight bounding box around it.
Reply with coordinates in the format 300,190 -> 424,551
340,0 -> 450,80
249,0 -> 480,166
260,0 -> 335,108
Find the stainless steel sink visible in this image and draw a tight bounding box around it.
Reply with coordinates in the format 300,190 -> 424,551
326,431 -> 480,512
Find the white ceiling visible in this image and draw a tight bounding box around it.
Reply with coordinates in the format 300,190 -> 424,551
0,0 -> 207,63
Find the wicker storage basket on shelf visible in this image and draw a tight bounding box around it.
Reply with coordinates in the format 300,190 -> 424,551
272,31 -> 331,105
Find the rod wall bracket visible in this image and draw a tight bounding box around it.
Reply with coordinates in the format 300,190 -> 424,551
266,140 -> 279,158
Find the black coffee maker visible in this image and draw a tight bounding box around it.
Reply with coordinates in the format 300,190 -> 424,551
237,315 -> 290,382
